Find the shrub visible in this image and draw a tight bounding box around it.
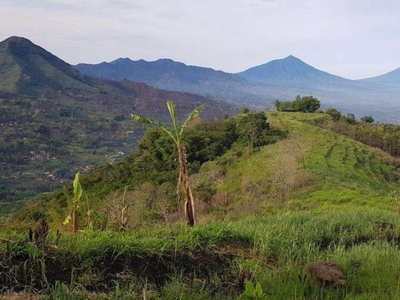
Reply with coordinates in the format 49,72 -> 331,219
325,108 -> 342,122
275,95 -> 320,113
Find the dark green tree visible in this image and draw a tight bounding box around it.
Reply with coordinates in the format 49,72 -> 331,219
275,95 -> 320,113
236,112 -> 270,148
296,95 -> 321,113
360,116 -> 374,123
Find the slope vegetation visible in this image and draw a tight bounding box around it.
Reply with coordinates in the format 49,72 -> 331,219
11,111 -> 399,224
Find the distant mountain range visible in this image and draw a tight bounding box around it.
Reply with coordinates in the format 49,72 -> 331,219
76,55 -> 400,124
1,35 -> 400,125
0,36 -> 233,119
76,57 -> 246,87
75,58 -> 260,104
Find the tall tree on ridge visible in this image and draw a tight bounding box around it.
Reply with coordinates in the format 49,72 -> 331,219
131,100 -> 206,226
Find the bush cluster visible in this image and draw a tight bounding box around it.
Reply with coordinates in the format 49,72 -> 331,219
274,95 -> 320,113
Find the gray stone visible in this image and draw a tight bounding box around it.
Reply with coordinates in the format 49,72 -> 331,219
303,262 -> 346,286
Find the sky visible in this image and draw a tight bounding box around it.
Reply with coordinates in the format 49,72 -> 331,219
1,0 -> 400,79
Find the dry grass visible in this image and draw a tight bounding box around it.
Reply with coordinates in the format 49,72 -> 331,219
0,292 -> 43,300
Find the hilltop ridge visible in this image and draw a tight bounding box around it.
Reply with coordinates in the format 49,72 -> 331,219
0,36 -> 98,97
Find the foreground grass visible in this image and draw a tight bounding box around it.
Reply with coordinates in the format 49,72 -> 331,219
2,209 -> 400,299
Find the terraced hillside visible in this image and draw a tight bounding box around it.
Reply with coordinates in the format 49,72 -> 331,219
198,112 -> 399,218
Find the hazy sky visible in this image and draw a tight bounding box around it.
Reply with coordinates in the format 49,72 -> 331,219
1,0 -> 400,79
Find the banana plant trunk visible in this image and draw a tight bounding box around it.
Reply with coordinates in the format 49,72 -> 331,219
178,143 -> 196,226
72,208 -> 78,233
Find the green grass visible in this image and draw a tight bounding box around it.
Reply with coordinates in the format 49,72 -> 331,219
3,210 -> 400,298
204,112 -> 399,216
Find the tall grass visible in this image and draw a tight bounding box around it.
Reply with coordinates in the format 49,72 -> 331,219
2,210 -> 400,298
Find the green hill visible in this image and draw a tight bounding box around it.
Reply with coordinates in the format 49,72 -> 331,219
1,111 -> 400,299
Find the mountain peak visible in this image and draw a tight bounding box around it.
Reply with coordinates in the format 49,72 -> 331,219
154,58 -> 179,65
277,55 -> 304,65
0,36 -> 35,50
2,36 -> 32,43
110,57 -> 133,64
0,35 -> 95,97
0,36 -> 50,59
237,55 -> 347,85
283,55 -> 297,60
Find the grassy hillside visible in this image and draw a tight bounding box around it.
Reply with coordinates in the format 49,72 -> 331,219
192,112 -> 398,221
1,111 -> 400,299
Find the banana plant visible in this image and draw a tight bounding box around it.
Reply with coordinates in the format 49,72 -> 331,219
63,172 -> 83,232
131,100 -> 206,226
